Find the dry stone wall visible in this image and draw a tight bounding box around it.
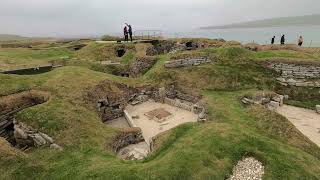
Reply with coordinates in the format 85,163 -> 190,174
129,57 -> 157,77
164,57 -> 212,68
262,60 -> 320,88
266,62 -> 320,79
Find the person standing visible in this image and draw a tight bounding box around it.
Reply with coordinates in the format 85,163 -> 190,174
271,36 -> 275,45
280,35 -> 285,45
126,23 -> 133,42
123,26 -> 128,42
298,36 -> 304,46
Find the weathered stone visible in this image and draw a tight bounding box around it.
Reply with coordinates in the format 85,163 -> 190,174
39,132 -> 54,144
14,127 -> 28,140
32,133 -> 48,147
316,105 -> 320,114
164,57 -> 211,68
267,101 -> 280,110
50,143 -> 63,151
272,95 -> 284,106
158,87 -> 166,103
241,98 -> 254,105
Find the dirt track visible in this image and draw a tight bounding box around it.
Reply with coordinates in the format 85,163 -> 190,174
277,105 -> 320,147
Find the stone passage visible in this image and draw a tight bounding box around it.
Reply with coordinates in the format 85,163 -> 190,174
164,57 -> 212,68
0,90 -> 62,151
228,157 -> 264,180
276,105 -> 320,147
116,49 -> 126,57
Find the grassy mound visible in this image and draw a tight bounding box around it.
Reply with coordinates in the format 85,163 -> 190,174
0,41 -> 320,179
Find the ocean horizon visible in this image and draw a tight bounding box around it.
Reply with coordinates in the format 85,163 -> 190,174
165,25 -> 320,47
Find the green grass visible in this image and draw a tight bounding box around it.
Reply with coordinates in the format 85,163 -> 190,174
0,48 -> 74,71
1,44 -> 320,179
255,50 -> 318,60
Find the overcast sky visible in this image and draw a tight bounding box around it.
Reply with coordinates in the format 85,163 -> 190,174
0,0 -> 319,37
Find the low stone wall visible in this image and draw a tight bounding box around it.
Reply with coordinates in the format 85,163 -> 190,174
164,98 -> 193,112
124,110 -> 138,127
276,78 -> 320,87
265,62 -> 320,79
129,57 -> 157,77
164,57 -> 211,68
111,128 -> 144,152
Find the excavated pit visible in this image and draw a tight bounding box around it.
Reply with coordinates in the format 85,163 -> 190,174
86,81 -> 206,160
0,90 -> 51,149
116,49 -> 126,57
2,65 -> 54,75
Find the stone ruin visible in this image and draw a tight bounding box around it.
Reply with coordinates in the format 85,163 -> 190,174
116,49 -> 126,57
85,81 -> 207,160
145,40 -> 203,56
164,57 -> 212,68
261,59 -> 320,88
129,56 -> 157,77
0,90 -> 62,151
67,44 -> 87,51
241,92 -> 285,111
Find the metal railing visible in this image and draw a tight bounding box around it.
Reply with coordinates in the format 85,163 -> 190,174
134,30 -> 162,40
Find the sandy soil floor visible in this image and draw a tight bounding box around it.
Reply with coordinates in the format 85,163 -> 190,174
276,105 -> 320,147
105,117 -> 130,129
125,100 -> 198,143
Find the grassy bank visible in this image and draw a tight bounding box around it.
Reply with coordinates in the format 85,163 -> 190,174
0,41 -> 320,179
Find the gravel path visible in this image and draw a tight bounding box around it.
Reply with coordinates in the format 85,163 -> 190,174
228,157 -> 264,180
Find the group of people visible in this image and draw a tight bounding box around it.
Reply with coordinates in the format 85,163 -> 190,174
271,35 -> 304,46
123,23 -> 133,42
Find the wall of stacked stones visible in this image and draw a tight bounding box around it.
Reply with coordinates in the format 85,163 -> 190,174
164,57 -> 211,68
265,62 -> 320,79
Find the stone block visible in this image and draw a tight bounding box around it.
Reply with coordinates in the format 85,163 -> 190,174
316,105 -> 320,114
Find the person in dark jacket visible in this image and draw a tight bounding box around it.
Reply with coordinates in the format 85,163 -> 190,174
126,23 -> 133,42
271,36 -> 275,44
123,26 -> 128,42
280,35 -> 285,45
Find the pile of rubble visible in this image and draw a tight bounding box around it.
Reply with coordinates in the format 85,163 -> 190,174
242,93 -> 285,111
228,157 -> 264,180
14,121 -> 62,151
276,77 -> 320,88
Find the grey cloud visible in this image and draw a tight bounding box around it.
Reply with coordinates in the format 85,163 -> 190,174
0,0 -> 319,37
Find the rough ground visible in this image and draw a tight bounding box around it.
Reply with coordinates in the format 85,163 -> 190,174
276,105 -> 320,147
229,157 -> 264,180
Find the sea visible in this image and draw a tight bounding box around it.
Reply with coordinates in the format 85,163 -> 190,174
165,25 -> 320,47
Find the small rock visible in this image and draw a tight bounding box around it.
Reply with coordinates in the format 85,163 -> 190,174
32,133 -> 48,147
316,105 -> 320,114
39,132 -> 54,144
241,98 -> 254,105
14,127 -> 28,139
267,101 -> 280,110
272,95 -> 284,106
287,78 -> 297,86
50,143 -> 63,151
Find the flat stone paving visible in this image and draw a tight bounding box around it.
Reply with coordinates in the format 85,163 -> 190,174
106,117 -> 130,129
277,105 -> 320,147
125,100 -> 198,143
